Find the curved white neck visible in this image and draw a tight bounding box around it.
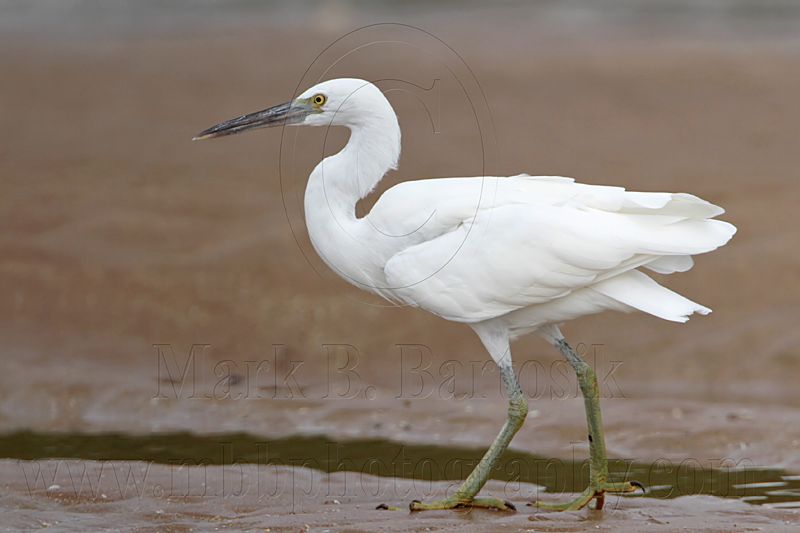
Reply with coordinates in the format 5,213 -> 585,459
309,106 -> 401,212
303,106 -> 401,287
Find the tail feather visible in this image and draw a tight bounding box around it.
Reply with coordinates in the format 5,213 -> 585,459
631,218 -> 737,256
592,269 -> 710,322
643,255 -> 694,274
621,191 -> 726,218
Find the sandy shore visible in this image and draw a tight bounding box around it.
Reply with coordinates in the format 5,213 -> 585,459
2,460 -> 798,532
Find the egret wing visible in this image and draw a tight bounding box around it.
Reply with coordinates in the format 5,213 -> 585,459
376,175 -> 735,322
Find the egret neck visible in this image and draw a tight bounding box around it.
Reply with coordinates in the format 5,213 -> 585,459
303,96 -> 401,288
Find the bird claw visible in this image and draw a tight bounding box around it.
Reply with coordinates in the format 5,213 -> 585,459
530,480 -> 645,511
408,497 -> 516,512
630,480 -> 646,493
376,503 -> 402,511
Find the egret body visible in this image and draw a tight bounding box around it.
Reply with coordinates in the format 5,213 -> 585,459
196,78 -> 736,512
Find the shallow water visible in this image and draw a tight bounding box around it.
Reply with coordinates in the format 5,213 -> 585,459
2,431 -> 798,509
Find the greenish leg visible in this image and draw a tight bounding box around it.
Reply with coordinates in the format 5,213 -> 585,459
532,339 -> 643,511
405,363 -> 527,512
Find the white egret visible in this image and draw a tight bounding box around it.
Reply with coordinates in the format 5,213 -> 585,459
195,78 -> 736,512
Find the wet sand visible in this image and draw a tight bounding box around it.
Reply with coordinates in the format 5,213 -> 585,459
2,460 -> 799,532
2,4 -> 800,530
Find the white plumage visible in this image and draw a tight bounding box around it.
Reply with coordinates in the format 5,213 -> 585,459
288,79 -> 736,361
376,175 -> 732,325
197,77 -> 736,511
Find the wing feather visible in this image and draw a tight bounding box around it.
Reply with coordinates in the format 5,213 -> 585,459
371,175 -> 735,322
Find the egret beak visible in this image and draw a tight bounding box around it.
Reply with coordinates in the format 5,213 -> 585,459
193,100 -> 311,140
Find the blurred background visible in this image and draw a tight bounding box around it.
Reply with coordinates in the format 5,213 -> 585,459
1,0 -> 799,479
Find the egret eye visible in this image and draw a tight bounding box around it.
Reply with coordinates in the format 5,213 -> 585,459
313,94 -> 326,106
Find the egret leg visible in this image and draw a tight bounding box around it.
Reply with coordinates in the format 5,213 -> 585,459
531,339 -> 642,511
406,363 -> 526,512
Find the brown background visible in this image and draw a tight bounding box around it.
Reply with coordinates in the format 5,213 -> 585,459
1,0 -> 799,464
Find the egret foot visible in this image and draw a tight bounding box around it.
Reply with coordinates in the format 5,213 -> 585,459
531,480 -> 644,511
409,497 -> 516,512
390,360 -> 525,515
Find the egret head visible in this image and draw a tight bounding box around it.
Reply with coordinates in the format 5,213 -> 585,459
194,78 -> 391,140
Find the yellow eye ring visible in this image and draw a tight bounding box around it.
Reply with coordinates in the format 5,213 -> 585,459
313,94 -> 326,106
